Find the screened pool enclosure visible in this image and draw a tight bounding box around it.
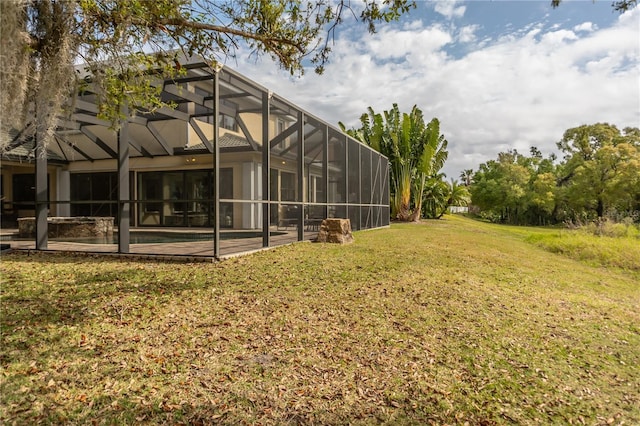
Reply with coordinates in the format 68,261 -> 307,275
1,59 -> 390,258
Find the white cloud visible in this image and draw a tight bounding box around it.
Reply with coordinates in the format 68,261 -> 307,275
574,22 -> 597,32
458,25 -> 479,43
433,1 -> 466,20
365,24 -> 453,60
540,29 -> 578,45
236,6 -> 640,178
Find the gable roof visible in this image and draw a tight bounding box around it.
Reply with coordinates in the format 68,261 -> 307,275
185,133 -> 253,152
2,132 -> 66,163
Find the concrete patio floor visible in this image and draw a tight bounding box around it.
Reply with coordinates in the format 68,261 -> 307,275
1,227 -> 314,261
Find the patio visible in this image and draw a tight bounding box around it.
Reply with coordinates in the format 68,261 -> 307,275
1,227 -> 307,260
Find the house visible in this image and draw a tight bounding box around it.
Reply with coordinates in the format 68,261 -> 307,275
1,59 -> 390,258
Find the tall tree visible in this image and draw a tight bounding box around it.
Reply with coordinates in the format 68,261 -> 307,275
557,123 -> 640,219
341,105 -> 448,221
411,116 -> 449,221
0,0 -> 415,152
471,149 -> 542,225
459,169 -> 474,186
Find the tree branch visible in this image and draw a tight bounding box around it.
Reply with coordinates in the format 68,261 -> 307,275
141,17 -> 308,55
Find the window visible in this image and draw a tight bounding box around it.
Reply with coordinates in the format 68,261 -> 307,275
277,119 -> 289,150
269,169 -> 297,203
139,174 -> 162,213
138,169 -> 233,227
12,174 -> 51,210
280,171 -> 296,202
202,113 -> 237,131
219,168 -> 233,229
70,172 -> 117,217
219,114 -> 237,131
309,175 -> 323,203
13,174 -> 36,205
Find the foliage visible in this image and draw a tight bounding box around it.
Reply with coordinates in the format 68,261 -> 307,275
470,124 -> 640,226
526,224 -> 640,272
552,0 -> 638,13
1,216 -> 638,424
556,124 -> 640,219
340,104 -> 448,221
459,169 -> 473,186
422,178 -> 469,219
0,0 -> 415,151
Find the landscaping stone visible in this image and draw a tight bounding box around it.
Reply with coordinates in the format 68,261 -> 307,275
18,217 -> 114,238
316,218 -> 354,244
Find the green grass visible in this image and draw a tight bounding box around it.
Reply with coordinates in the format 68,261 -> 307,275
523,225 -> 640,275
1,215 -> 638,425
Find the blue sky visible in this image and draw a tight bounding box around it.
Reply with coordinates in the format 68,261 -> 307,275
233,1 -> 640,178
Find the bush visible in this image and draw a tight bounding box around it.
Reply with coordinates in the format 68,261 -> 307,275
564,214 -> 640,239
582,219 -> 639,238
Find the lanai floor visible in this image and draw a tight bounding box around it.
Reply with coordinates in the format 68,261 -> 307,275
1,227 -> 309,260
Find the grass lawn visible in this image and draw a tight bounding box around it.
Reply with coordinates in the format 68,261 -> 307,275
1,215 -> 638,425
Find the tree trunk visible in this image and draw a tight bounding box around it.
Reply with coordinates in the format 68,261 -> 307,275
596,198 -> 604,218
408,203 -> 421,222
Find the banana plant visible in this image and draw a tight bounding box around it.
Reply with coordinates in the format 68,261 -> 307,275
410,117 -> 448,221
342,104 -> 449,221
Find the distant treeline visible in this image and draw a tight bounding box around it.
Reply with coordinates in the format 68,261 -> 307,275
469,123 -> 640,225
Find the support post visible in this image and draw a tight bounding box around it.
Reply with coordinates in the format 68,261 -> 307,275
35,122 -> 48,250
262,91 -> 271,248
118,105 -> 130,253
213,68 -> 220,259
345,136 -> 350,225
297,111 -> 304,241
322,124 -> 329,219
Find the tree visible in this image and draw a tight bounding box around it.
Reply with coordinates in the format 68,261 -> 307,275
341,105 -> 448,221
470,149 -> 549,225
0,0 -> 415,152
527,172 -> 556,225
422,174 -> 449,220
469,124 -> 639,225
424,178 -> 469,219
412,116 -> 449,221
551,0 -> 637,13
459,169 -> 473,186
557,123 -> 640,219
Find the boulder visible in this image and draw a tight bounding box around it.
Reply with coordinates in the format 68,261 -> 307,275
316,218 -> 354,244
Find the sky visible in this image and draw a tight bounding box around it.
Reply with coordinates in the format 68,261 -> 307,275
232,1 -> 640,179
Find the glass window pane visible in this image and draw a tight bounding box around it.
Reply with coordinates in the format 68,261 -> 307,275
164,172 -> 185,226
280,171 -> 296,202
